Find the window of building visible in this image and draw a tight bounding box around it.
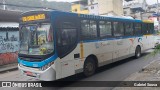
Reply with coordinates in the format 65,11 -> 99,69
99,21 -> 112,38
113,22 -> 124,37
74,9 -> 77,12
124,11 -> 127,15
125,23 -> 133,36
91,6 -> 94,9
81,20 -> 97,40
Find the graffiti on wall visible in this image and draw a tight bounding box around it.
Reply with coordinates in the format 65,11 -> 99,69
0,30 -> 19,65
0,31 -> 19,53
0,52 -> 18,65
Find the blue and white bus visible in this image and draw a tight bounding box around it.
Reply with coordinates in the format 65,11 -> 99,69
18,10 -> 155,81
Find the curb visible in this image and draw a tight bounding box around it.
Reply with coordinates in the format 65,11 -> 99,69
0,63 -> 18,73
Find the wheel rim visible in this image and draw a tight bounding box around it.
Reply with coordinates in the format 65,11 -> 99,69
85,62 -> 94,72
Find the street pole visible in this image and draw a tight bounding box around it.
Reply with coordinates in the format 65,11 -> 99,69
2,0 -> 6,10
157,0 -> 160,32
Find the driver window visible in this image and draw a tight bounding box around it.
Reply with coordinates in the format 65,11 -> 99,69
57,21 -> 77,58
60,22 -> 77,46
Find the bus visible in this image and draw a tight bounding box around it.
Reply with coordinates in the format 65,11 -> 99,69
18,10 -> 155,81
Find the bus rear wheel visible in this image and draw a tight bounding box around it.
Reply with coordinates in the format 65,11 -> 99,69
135,46 -> 141,59
83,57 -> 96,77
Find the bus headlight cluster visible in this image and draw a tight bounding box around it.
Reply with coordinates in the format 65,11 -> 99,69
41,61 -> 54,71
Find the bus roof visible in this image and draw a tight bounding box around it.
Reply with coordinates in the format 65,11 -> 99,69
21,10 -> 143,23
50,10 -> 142,23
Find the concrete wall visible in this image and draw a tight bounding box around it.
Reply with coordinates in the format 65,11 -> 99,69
0,29 -> 19,65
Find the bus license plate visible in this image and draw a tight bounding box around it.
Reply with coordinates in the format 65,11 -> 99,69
25,71 -> 33,76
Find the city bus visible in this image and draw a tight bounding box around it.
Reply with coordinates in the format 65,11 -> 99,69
18,10 -> 155,81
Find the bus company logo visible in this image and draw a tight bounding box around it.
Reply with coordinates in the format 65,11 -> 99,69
2,82 -> 12,87
129,39 -> 134,44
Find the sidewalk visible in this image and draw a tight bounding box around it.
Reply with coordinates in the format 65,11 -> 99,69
113,59 -> 160,90
0,63 -> 18,73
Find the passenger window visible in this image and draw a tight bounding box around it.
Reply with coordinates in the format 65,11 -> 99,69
150,23 -> 154,34
81,20 -> 97,40
142,23 -> 147,35
125,23 -> 133,36
99,21 -> 112,38
113,22 -> 124,37
147,23 -> 153,34
135,23 -> 142,35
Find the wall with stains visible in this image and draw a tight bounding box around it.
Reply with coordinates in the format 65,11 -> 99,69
0,29 -> 19,65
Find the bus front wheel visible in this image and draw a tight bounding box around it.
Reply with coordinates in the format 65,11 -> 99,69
135,46 -> 141,59
83,57 -> 96,77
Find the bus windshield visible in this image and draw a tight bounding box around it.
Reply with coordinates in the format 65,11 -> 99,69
19,23 -> 54,55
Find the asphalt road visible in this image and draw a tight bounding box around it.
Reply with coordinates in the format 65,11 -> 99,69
0,49 -> 160,90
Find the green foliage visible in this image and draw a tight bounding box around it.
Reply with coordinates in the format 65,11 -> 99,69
151,44 -> 160,56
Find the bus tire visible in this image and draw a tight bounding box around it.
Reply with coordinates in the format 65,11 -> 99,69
135,46 -> 141,59
83,57 -> 96,77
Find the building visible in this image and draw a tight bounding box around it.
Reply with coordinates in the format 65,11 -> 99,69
71,1 -> 89,14
123,0 -> 150,20
88,0 -> 99,15
88,0 -> 124,16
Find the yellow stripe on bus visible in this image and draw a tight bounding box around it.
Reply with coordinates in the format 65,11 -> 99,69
80,42 -> 84,59
143,34 -> 153,36
142,20 -> 154,23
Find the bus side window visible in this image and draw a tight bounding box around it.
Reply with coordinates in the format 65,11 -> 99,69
150,23 -> 154,34
148,23 -> 153,34
142,23 -> 147,35
125,23 -> 134,36
99,21 -> 112,38
134,23 -> 142,36
57,21 -> 77,58
81,20 -> 97,40
113,22 -> 124,37
61,22 -> 77,46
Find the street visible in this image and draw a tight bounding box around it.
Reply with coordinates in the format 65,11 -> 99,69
0,50 -> 160,90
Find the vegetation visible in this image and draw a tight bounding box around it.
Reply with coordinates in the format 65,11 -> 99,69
151,44 -> 160,56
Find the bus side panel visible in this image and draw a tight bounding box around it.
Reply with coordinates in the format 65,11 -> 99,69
96,40 -> 114,66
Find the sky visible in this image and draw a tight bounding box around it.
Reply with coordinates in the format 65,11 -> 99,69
47,0 -> 160,5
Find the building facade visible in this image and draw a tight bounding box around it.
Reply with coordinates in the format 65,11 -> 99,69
71,1 -> 89,14
88,0 -> 124,16
71,0 -> 124,16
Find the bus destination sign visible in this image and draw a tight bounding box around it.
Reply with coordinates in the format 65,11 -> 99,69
22,14 -> 46,22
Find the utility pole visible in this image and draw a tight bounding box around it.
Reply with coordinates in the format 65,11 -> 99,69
157,0 -> 160,32
2,0 -> 6,10
157,0 -> 159,15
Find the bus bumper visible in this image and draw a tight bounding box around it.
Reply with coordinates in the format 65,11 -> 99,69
18,64 -> 56,81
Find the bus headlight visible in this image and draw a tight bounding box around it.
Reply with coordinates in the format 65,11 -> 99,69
41,61 -> 54,71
